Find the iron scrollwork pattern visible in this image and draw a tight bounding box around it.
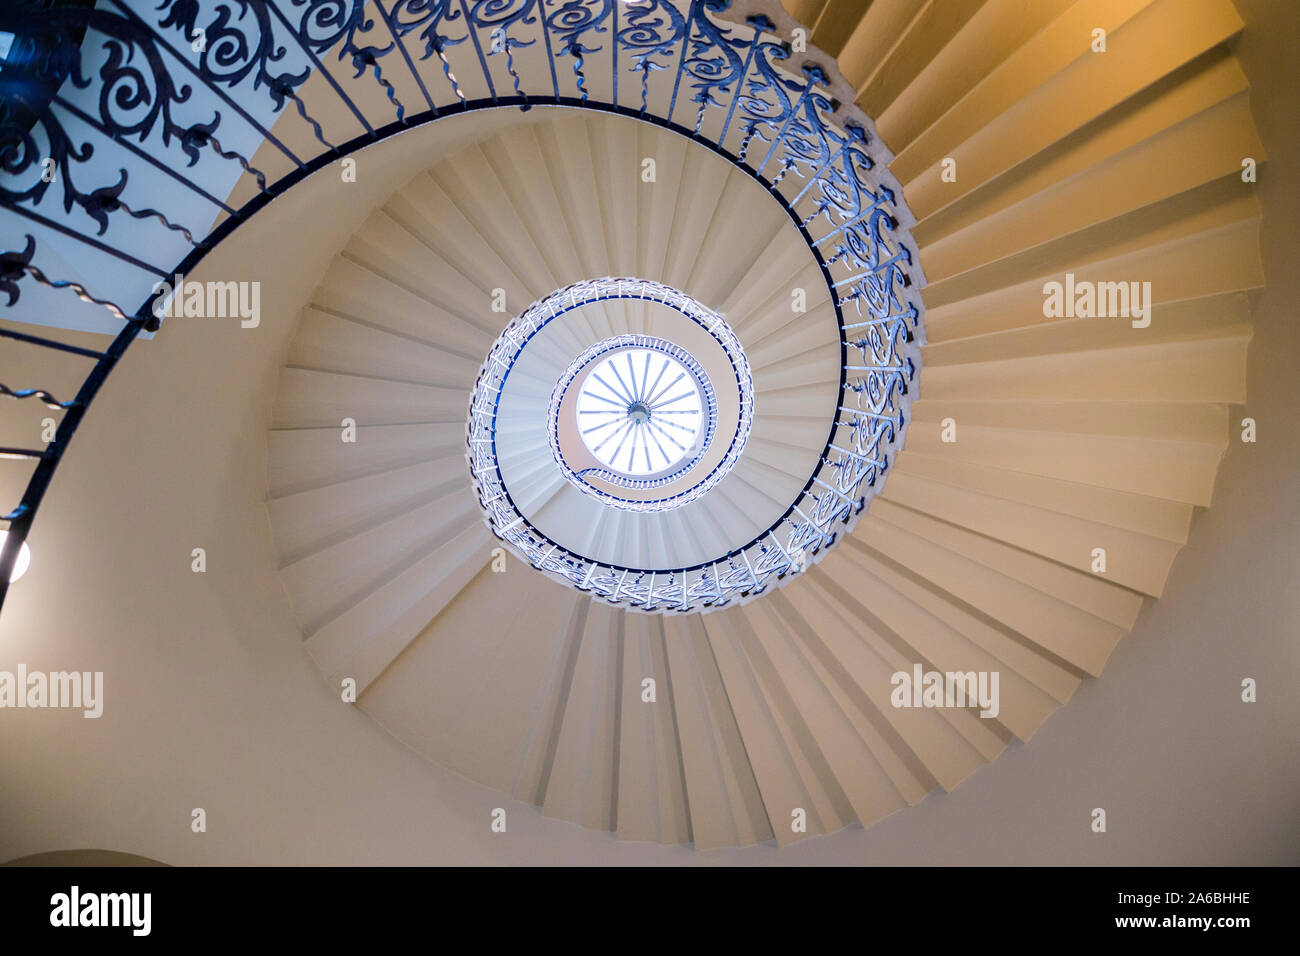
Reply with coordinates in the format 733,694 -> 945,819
0,0 -> 922,615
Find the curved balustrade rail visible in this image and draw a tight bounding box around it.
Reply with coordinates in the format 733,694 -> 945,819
526,278 -> 750,511
0,0 -> 924,614
552,332 -> 724,495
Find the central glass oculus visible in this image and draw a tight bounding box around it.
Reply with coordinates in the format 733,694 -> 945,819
471,277 -> 753,516
575,346 -> 706,479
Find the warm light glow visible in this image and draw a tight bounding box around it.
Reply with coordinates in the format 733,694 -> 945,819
0,531 -> 31,583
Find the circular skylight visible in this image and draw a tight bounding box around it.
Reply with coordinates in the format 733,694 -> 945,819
551,332 -> 721,498
576,347 -> 706,478
474,278 -> 754,518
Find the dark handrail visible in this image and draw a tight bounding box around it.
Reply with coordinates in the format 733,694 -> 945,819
0,0 -> 923,615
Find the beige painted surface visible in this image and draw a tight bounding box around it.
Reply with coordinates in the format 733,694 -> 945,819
0,0 -> 1294,863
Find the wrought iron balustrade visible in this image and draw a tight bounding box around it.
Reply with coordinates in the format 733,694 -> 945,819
0,0 -> 924,614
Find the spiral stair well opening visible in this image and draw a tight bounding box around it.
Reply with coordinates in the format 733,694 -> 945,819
0,0 -> 1295,863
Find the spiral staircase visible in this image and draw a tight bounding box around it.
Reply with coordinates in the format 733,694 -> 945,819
0,0 -> 1265,850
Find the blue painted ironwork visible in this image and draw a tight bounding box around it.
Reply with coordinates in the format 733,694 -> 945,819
0,0 -> 923,615
471,278 -> 752,518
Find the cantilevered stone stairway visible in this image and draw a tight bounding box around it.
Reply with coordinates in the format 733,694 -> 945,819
0,0 -> 1263,849
265,0 -> 1262,848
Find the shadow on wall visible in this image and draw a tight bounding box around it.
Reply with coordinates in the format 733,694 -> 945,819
2,850 -> 169,867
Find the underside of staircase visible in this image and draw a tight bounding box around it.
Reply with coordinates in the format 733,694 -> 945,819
260,0 -> 1262,848
0,0 -> 1264,851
